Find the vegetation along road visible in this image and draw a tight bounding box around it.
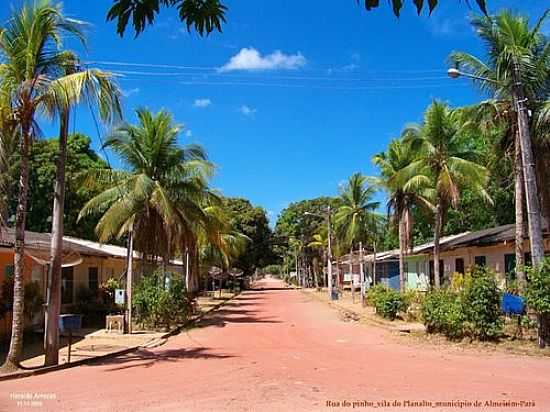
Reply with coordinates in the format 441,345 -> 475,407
1,277 -> 549,412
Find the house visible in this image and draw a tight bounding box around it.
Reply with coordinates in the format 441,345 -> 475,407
0,229 -> 183,341
406,224 -> 550,290
337,224 -> 550,291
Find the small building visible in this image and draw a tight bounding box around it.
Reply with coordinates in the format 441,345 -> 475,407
337,224 -> 550,291
0,229 -> 183,341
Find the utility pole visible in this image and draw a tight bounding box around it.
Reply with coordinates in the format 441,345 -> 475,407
327,205 -> 334,300
349,246 -> 354,303
126,228 -> 134,334
511,61 -> 545,267
359,241 -> 365,306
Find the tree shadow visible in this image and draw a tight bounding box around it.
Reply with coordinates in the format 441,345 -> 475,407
249,287 -> 296,291
195,314 -> 282,329
94,347 -> 235,372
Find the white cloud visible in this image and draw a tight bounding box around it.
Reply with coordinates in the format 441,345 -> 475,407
239,105 -> 257,116
122,87 -> 140,97
185,130 -> 193,138
341,63 -> 359,72
193,98 -> 212,108
219,48 -> 306,72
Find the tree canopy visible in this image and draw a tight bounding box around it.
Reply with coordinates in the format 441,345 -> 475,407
107,0 -> 488,37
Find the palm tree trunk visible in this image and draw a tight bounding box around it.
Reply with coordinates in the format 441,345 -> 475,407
433,200 -> 443,289
512,65 -> 545,267
398,212 -> 406,293
373,240 -> 377,285
44,109 -> 69,366
359,241 -> 365,306
349,246 -> 354,303
1,123 -> 31,372
514,134 -> 526,293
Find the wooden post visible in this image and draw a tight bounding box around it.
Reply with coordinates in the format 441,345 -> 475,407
359,242 -> 365,306
126,228 -> 134,334
350,246 -> 354,303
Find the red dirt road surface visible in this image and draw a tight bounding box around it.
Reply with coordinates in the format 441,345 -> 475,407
2,277 -> 550,412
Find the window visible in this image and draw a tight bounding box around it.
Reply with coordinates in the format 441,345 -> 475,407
474,256 -> 486,267
88,267 -> 99,292
61,267 -> 74,304
455,258 -> 465,274
4,264 -> 14,278
504,254 -> 516,287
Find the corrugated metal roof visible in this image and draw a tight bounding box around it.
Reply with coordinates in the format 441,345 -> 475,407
0,228 -> 111,257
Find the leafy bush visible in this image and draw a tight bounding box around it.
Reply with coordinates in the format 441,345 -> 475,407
133,271 -> 194,330
526,259 -> 550,346
0,278 -> 43,322
462,267 -> 503,340
421,266 -> 503,341
421,289 -> 465,339
403,290 -> 425,322
367,284 -> 408,320
525,259 -> 550,315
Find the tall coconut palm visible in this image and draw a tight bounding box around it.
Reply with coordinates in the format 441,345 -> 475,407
373,138 -> 434,292
79,108 -> 213,275
450,10 -> 549,269
308,229 -> 329,287
0,106 -> 18,227
334,173 -> 379,298
44,53 -> 122,366
0,0 -> 120,371
403,101 -> 490,288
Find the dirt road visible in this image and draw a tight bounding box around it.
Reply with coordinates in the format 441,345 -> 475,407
2,277 -> 549,411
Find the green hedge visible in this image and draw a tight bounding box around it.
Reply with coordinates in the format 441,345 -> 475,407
367,284 -> 408,321
421,266 -> 503,341
133,271 -> 194,330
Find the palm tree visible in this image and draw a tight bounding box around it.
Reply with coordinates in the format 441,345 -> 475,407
450,10 -> 549,269
44,53 -> 122,366
308,229 -> 329,288
373,138 -> 433,292
334,173 -> 379,299
403,101 -> 490,288
0,0 -> 120,371
79,108 -> 214,284
0,106 -> 18,227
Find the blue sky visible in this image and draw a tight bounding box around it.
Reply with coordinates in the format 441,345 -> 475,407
2,1 -> 548,225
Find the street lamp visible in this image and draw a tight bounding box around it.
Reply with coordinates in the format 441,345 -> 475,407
304,206 -> 337,300
447,68 -> 497,84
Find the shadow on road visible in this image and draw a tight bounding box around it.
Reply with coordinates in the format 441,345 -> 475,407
196,314 -> 282,329
94,347 -> 235,372
249,287 -> 296,291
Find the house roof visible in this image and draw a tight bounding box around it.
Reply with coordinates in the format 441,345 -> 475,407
441,224 -> 516,250
63,236 -> 137,259
0,228 -> 111,258
336,224 -> 532,264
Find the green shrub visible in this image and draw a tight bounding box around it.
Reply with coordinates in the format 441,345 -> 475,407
133,271 -> 194,330
367,284 -> 408,321
462,266 -> 503,340
403,290 -> 425,322
526,259 -> 550,315
0,279 -> 43,322
421,266 -> 503,341
421,289 -> 465,339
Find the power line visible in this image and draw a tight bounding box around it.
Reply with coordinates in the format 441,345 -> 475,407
87,59 -> 447,75
117,77 -> 459,91
111,69 -> 449,83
